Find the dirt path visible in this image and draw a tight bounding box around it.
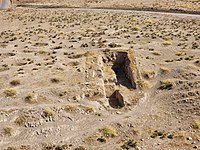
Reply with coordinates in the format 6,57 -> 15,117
16,4 -> 200,17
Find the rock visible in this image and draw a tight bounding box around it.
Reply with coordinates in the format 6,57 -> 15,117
187,137 -> 192,140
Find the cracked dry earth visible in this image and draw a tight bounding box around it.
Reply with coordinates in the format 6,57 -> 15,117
0,7 -> 200,150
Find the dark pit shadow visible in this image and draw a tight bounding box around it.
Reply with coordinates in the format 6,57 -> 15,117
111,52 -> 133,89
109,90 -> 125,109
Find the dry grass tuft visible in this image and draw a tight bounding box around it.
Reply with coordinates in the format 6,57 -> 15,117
159,79 -> 174,90
143,70 -> 155,79
43,108 -> 55,117
160,67 -> 170,74
50,76 -> 62,83
131,26 -> 141,31
176,50 -> 186,56
192,119 -> 200,130
25,93 -> 37,104
64,105 -> 77,112
4,89 -> 17,97
163,36 -> 172,41
38,49 -> 49,54
163,41 -> 172,45
4,126 -> 13,136
15,115 -> 26,126
10,79 -> 20,86
100,126 -> 118,138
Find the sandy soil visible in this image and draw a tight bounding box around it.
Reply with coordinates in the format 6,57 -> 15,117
0,2 -> 200,150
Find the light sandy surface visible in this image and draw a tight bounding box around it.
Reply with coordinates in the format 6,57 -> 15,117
0,1 -> 200,150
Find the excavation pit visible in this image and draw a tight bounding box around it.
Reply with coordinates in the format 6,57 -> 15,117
102,49 -> 141,108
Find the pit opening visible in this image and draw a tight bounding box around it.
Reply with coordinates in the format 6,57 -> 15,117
102,50 -> 139,109
109,90 -> 125,108
111,52 -> 134,89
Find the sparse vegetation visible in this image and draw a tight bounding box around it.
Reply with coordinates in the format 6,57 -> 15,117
163,36 -> 172,41
37,34 -> 47,38
85,28 -> 96,32
34,42 -> 48,47
25,93 -> 37,104
42,142 -> 55,150
69,51 -> 95,59
15,115 -> 26,126
0,2 -> 199,149
38,49 -> 49,54
4,126 -> 13,136
51,76 -> 62,83
159,79 -> 174,90
43,108 -> 55,117
79,105 -> 94,113
4,89 -> 17,97
150,130 -> 166,138
176,50 -> 186,56
163,41 -> 172,45
6,147 -> 17,150
145,18 -> 153,23
138,80 -> 150,89
160,67 -> 170,74
152,51 -> 161,56
143,70 -> 155,79
131,26 -> 141,31
121,140 -> 138,150
64,105 -> 77,112
10,79 -> 20,86
192,119 -> 200,129
100,126 -> 118,138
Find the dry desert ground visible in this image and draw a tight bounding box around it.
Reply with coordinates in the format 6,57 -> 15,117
0,0 -> 200,150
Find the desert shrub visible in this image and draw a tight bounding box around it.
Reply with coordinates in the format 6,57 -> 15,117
131,26 -> 141,31
138,80 -> 150,89
50,76 -> 62,83
25,93 -> 37,104
192,119 -> 200,129
64,105 -> 77,112
163,41 -> 172,45
152,51 -> 161,56
37,34 -> 47,38
176,50 -> 186,56
79,105 -> 94,113
43,108 -> 55,117
10,79 -> 20,86
4,126 -> 13,136
38,49 -> 48,54
159,79 -> 174,90
15,115 -> 26,126
6,147 -> 17,150
42,142 -> 55,150
143,70 -> 155,79
121,140 -> 138,150
4,89 -> 17,97
85,28 -> 96,32
145,18 -> 153,23
160,67 -> 170,74
163,36 -> 172,41
100,126 -> 118,138
34,42 -> 48,47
